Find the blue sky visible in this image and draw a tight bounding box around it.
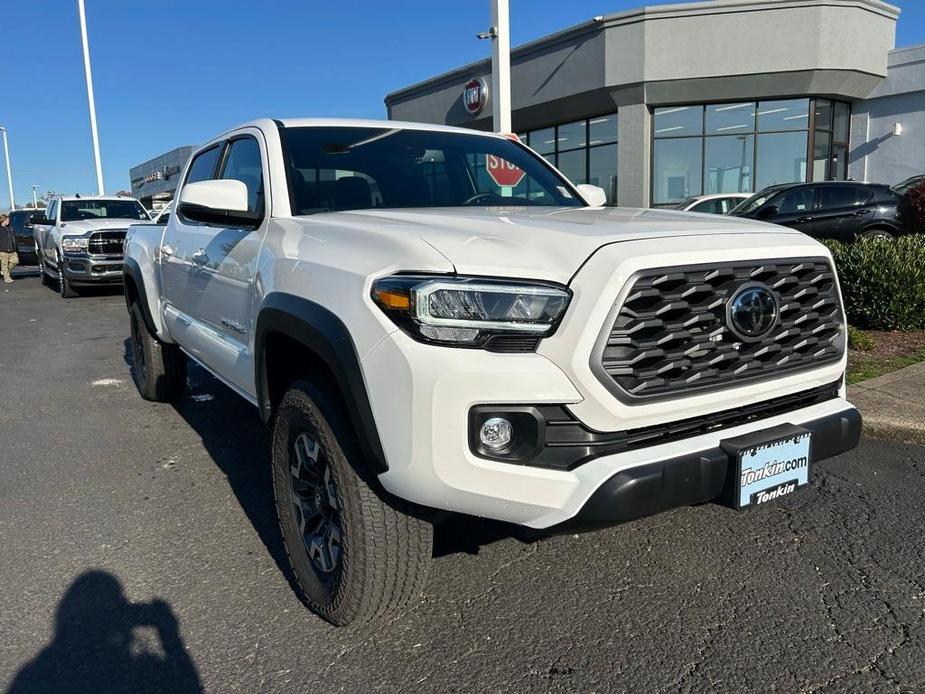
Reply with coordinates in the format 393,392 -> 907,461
2,0 -> 923,206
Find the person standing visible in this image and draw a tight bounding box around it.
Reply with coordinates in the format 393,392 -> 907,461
0,214 -> 19,283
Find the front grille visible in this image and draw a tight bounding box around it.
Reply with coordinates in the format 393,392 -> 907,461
87,230 -> 127,256
526,382 -> 840,470
596,258 -> 844,400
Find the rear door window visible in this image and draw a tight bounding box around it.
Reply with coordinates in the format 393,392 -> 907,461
817,185 -> 861,210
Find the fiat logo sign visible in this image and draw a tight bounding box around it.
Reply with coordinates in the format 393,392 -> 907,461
463,78 -> 488,115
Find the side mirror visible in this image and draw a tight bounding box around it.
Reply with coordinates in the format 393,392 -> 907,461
576,184 -> 608,207
177,179 -> 258,227
757,205 -> 779,219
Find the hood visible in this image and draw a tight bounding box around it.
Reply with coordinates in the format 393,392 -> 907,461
312,206 -> 802,284
60,218 -> 142,235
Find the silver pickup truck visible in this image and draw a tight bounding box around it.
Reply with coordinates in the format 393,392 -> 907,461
34,195 -> 151,298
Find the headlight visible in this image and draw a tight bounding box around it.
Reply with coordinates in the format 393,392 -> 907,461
372,274 -> 571,349
61,237 -> 88,253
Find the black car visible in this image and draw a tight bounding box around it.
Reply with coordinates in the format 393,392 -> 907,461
8,210 -> 44,264
730,181 -> 903,241
892,174 -> 925,196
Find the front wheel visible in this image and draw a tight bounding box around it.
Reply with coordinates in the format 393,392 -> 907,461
57,254 -> 78,298
272,380 -> 432,626
128,301 -> 187,402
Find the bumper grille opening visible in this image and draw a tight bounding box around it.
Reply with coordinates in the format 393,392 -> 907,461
596,258 -> 844,400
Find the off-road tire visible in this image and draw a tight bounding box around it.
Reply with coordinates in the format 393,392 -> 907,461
272,380 -> 432,627
128,301 -> 187,402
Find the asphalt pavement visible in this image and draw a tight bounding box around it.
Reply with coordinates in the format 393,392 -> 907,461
1,268 -> 924,694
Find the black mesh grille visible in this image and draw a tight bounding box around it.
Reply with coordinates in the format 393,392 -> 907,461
598,258 -> 844,399
87,230 -> 127,255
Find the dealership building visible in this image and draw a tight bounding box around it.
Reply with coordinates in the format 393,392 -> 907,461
386,0 -> 921,208
129,145 -> 196,210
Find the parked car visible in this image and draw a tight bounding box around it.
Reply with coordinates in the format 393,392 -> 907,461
673,193 -> 750,214
124,118 -> 859,626
7,209 -> 44,265
891,174 -> 925,196
730,181 -> 902,241
33,195 -> 151,297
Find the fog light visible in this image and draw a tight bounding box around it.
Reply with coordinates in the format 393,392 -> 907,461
479,417 -> 513,452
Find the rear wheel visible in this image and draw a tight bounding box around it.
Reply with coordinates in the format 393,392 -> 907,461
38,254 -> 50,286
128,301 -> 187,402
859,228 -> 894,242
272,380 -> 432,626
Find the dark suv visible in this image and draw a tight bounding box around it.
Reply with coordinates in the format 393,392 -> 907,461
8,210 -> 43,264
730,182 -> 902,241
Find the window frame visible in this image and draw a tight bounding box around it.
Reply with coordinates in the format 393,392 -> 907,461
215,134 -> 267,218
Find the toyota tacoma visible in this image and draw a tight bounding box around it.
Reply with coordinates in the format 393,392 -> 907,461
123,118 -> 861,626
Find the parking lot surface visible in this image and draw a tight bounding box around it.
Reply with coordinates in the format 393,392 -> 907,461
1,270 -> 924,693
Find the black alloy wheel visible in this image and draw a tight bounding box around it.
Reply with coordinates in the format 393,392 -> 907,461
289,431 -> 343,577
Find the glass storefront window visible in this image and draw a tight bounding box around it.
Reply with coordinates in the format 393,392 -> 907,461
705,135 -> 754,194
812,130 -> 831,181
653,106 -> 703,137
832,143 -> 848,181
557,148 -> 587,186
531,127 -> 556,155
525,113 -> 619,204
653,138 -> 702,204
589,144 -> 618,203
757,99 -> 810,132
557,120 -> 586,150
755,131 -> 808,189
833,102 -> 850,142
588,114 -> 618,145
706,102 -> 756,135
814,99 -> 833,131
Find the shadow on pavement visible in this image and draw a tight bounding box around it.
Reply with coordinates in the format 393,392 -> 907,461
6,570 -> 202,694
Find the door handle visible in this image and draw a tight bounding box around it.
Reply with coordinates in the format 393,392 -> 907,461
795,216 -> 813,224
854,209 -> 871,216
160,243 -> 175,257
191,249 -> 209,266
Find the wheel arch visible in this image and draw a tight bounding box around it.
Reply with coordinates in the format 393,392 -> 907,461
255,292 -> 388,474
122,256 -> 161,338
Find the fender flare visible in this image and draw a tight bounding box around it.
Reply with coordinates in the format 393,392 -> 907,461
255,292 -> 388,473
122,256 -> 160,337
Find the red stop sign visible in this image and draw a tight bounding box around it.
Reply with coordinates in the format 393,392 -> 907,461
485,154 -> 525,187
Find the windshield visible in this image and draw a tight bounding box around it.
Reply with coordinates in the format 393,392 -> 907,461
60,200 -> 149,222
730,188 -> 780,216
281,126 -> 585,214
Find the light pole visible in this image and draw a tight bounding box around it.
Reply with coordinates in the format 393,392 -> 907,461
0,126 -> 14,211
32,184 -> 39,209
77,0 -> 104,195
478,0 -> 511,133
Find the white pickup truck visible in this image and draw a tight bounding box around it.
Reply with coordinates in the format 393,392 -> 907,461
34,195 -> 151,297
124,118 -> 860,626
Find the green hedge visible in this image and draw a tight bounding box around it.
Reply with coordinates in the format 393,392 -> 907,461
824,236 -> 925,331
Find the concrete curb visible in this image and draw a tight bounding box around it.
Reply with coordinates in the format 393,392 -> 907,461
848,360 -> 925,445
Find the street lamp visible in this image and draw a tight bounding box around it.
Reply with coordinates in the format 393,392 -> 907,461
77,0 -> 105,195
32,184 -> 39,209
0,126 -> 14,212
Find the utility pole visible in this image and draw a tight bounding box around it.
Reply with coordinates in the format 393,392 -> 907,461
77,0 -> 105,195
490,0 -> 511,134
32,184 -> 39,208
0,126 -> 14,211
